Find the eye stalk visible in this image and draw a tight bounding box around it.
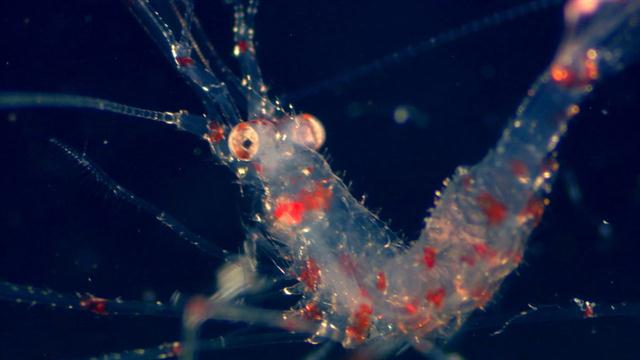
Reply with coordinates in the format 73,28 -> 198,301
228,123 -> 260,160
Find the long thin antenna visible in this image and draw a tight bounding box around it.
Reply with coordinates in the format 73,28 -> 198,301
283,0 -> 564,102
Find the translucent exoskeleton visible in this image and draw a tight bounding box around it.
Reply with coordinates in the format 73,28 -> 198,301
1,0 -> 640,359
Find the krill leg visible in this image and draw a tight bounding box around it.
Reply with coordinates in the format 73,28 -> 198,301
227,0 -> 269,114
128,0 -> 242,125
87,331 -> 311,360
0,280 -> 178,318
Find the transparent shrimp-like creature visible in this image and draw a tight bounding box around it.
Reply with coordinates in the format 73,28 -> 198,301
1,0 -> 640,359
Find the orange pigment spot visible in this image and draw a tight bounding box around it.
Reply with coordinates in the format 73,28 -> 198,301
551,56 -> 598,88
551,64 -> 572,84
298,183 -> 332,211
476,192 -> 508,226
274,198 -> 305,225
584,58 -> 599,81
568,0 -> 601,18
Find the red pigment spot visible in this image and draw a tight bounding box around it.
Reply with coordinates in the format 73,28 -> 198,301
462,175 -> 474,191
236,40 -> 249,53
253,162 -> 263,175
375,272 -> 387,291
476,192 -> 507,225
473,243 -> 497,259
513,253 -> 523,264
170,342 -> 182,356
404,301 -> 418,315
510,160 -> 529,178
274,183 -> 332,227
460,254 -> 476,266
302,302 -> 323,321
298,183 -> 332,211
345,304 -> 373,343
184,296 -> 210,327
206,122 -> 225,143
359,288 -> 372,299
274,198 -> 305,225
79,296 -> 108,315
542,157 -> 559,172
583,302 -> 595,318
540,158 -> 560,180
423,246 -> 437,269
247,117 -> 274,126
282,318 -> 299,332
519,197 -> 546,225
339,254 -> 358,277
299,258 -> 321,291
471,287 -> 492,308
426,288 -> 446,308
176,56 -> 195,66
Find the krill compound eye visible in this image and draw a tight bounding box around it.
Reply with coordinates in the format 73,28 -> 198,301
288,113 -> 326,150
228,123 -> 260,160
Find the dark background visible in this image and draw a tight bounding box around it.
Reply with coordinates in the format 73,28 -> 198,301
1,0 -> 640,359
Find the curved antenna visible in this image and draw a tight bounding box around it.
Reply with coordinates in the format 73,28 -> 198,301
282,0 -> 565,103
0,92 -> 179,123
49,138 -> 228,259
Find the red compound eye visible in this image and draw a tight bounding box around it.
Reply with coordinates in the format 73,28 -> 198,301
291,113 -> 326,150
228,123 -> 259,160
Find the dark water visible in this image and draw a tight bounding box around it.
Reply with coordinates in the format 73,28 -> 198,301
1,1 -> 640,359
